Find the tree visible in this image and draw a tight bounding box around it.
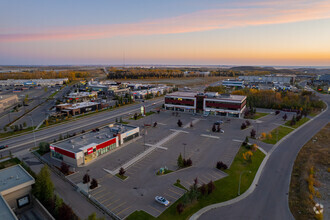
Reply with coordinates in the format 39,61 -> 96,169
185,158 -> 192,167
250,129 -> 256,138
134,113 -> 138,120
243,151 -> 253,162
90,178 -> 98,189
243,136 -> 249,146
207,180 -> 215,194
177,153 -> 184,168
216,125 -> 220,132
200,183 -> 207,195
83,173 -> 90,184
275,110 -> 280,115
267,133 -> 272,140
58,203 -> 77,220
176,203 -> 185,214
177,119 -> 182,127
34,166 -> 54,204
261,132 -> 267,139
39,142 -> 50,154
283,114 -> 288,121
245,120 -> 251,127
23,121 -> 27,127
119,167 -> 126,176
216,161 -> 228,170
252,144 -> 259,151
87,212 -> 105,220
241,123 -> 247,130
60,162 -> 70,175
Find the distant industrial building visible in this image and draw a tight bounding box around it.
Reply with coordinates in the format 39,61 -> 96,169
0,165 -> 35,219
0,94 -> 18,113
0,78 -> 68,86
238,75 -> 295,84
222,79 -> 244,87
50,123 -> 140,166
165,92 -> 246,118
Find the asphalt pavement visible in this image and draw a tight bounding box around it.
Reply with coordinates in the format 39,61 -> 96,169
197,93 -> 330,220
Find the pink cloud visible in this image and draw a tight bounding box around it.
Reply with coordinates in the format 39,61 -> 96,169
1,0 -> 330,42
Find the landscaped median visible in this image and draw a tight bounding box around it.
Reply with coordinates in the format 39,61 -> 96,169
126,145 -> 265,220
261,117 -> 310,145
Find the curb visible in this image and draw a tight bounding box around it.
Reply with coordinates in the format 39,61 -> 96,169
189,103 -> 328,220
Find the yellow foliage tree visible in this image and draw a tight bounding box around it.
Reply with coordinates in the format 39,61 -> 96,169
261,132 -> 267,139
252,144 -> 258,151
243,151 -> 253,161
267,133 -> 272,139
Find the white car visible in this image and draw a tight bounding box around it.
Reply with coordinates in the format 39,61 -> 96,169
155,196 -> 170,206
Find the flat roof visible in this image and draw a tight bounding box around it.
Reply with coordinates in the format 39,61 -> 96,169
0,165 -> 34,193
0,195 -> 17,220
206,95 -> 246,102
166,91 -> 197,98
53,123 -> 138,153
66,102 -> 99,110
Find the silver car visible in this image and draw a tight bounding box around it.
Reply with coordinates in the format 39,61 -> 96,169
155,196 -> 170,206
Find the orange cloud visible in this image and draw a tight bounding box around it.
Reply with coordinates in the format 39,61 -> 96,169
1,0 -> 330,42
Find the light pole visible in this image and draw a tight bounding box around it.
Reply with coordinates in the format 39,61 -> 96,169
182,143 -> 187,159
28,116 -> 37,149
238,170 -> 251,195
86,169 -> 90,197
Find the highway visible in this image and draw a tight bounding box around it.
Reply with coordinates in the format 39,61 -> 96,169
198,93 -> 330,220
0,98 -> 163,157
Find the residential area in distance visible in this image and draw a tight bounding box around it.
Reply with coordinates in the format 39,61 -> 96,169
1,1 -> 330,220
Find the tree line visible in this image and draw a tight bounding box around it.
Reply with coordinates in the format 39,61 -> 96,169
0,71 -> 90,81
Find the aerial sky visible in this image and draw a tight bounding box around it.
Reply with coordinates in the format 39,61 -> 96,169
1,0 -> 330,66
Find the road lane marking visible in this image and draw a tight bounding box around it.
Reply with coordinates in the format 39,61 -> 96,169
96,191 -> 112,200
111,202 -> 127,211
168,188 -> 182,196
201,134 -> 220,139
164,193 -> 178,200
99,194 -> 116,204
105,198 -> 121,207
92,188 -> 106,197
148,205 -> 162,214
116,206 -> 132,216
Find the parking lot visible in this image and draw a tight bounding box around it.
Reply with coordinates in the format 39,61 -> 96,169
66,109 -> 292,218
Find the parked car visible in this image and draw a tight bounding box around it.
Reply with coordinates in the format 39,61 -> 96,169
155,196 -> 170,206
0,145 -> 8,150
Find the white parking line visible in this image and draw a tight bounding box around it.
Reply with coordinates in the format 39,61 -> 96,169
201,134 -> 220,139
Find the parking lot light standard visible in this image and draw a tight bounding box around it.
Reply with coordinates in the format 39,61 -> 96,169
238,170 -> 252,195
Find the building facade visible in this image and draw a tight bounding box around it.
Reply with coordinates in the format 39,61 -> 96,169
0,95 -> 19,113
165,92 -> 246,118
50,123 -> 140,166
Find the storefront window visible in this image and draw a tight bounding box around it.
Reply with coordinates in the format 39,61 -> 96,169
51,151 -> 63,160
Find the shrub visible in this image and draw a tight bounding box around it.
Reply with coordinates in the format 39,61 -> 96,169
275,110 -> 280,115
119,167 -> 126,176
267,133 -> 272,139
90,178 -> 98,189
177,154 -> 184,168
241,123 -> 247,130
199,184 -> 207,195
212,124 -> 216,132
261,132 -> 266,139
60,162 -> 70,175
176,203 -> 185,214
83,174 -> 90,184
177,119 -> 183,127
39,142 -> 50,154
185,158 -> 192,167
207,181 -> 215,194
216,161 -> 228,170
245,120 -> 251,126
250,129 -> 256,138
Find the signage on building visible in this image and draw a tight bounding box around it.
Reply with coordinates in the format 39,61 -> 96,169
50,146 -> 55,150
87,147 -> 93,154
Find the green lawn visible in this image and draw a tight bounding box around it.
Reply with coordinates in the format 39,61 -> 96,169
115,174 -> 128,180
284,117 -> 309,129
127,146 -> 265,220
0,158 -> 20,169
262,126 -> 293,144
252,112 -> 269,119
174,182 -> 188,191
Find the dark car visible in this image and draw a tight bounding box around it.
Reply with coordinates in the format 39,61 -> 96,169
0,145 -> 8,150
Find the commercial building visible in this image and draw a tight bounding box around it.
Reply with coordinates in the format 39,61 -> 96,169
50,123 -> 140,166
66,92 -> 98,102
165,92 -> 246,118
0,165 -> 35,219
0,94 -> 19,113
238,75 -> 295,84
222,79 -> 244,87
0,78 -> 68,86
56,102 -> 101,116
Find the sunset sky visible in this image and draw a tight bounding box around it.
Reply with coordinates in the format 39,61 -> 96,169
1,0 -> 330,66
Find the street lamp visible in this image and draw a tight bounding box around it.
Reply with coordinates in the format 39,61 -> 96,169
182,143 -> 187,159
238,170 -> 252,195
28,115 -> 37,149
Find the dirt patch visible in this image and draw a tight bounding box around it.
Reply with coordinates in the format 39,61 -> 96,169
289,123 -> 329,220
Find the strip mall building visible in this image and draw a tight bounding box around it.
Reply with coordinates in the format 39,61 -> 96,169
165,92 -> 247,118
50,123 -> 140,167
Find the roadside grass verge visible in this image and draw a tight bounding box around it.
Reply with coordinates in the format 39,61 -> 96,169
261,126 -> 293,145
0,126 -> 35,139
252,112 -> 269,119
130,111 -> 155,120
127,146 -> 265,220
289,123 -> 329,220
284,117 -> 309,129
